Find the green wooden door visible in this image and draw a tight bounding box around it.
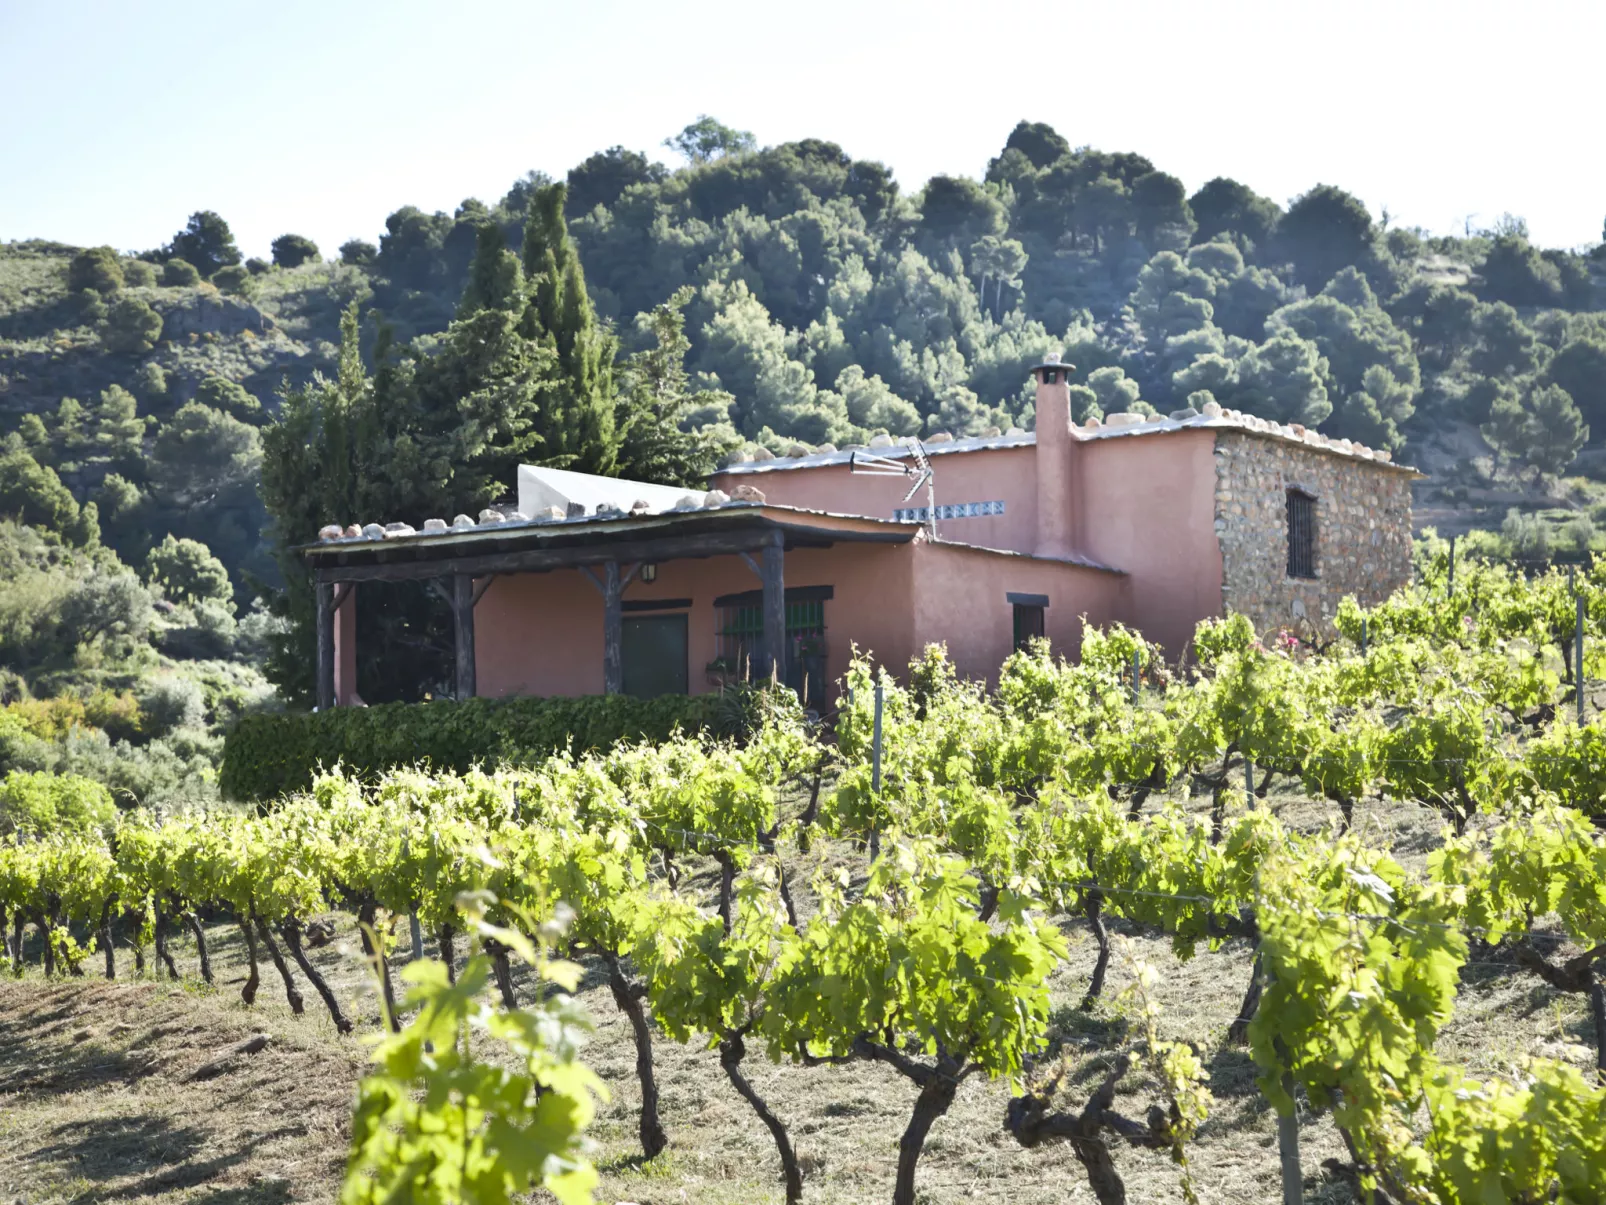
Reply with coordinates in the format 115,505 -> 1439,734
622,614 -> 689,698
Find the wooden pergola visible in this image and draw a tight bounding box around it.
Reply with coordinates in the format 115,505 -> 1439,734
300,504 -> 919,709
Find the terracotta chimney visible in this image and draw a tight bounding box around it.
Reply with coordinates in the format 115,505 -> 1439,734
1030,352 -> 1076,558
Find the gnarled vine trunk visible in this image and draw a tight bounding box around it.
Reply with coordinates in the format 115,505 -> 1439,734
1081,889 -> 1111,1010
35,911 -> 55,977
238,919 -> 260,1006
603,949 -> 667,1159
1228,951 -> 1263,1045
439,925 -> 457,984
280,919 -> 353,1034
485,936 -> 518,1010
253,915 -> 303,1014
99,900 -> 115,979
184,911 -> 213,984
893,1068 -> 960,1205
720,1032 -> 802,1204
153,907 -> 179,980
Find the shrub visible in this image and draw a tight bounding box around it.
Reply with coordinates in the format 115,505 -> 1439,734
212,264 -> 253,295
68,246 -> 125,294
219,692 -> 725,802
83,689 -> 143,743
122,259 -> 157,288
194,375 -> 260,419
0,712 -> 51,775
53,727 -> 218,807
156,601 -> 238,660
0,690 -> 142,746
134,360 -> 168,400
139,675 -> 207,737
76,289 -> 108,324
102,296 -> 163,353
245,257 -> 271,275
162,258 -> 201,287
1501,508 -> 1552,560
4,696 -> 90,741
0,669 -> 27,705
0,770 -> 116,836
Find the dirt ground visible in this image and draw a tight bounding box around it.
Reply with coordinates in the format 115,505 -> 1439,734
0,789 -> 1598,1205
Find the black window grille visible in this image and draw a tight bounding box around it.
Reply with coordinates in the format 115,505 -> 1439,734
715,599 -> 828,706
1013,604 -> 1045,651
1286,489 -> 1317,579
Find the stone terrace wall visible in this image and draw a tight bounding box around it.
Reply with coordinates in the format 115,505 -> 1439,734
1214,431 -> 1414,637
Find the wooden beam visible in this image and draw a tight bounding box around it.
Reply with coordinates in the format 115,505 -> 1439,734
761,531 -> 785,686
740,551 -> 761,578
470,574 -> 499,607
602,561 -> 623,695
315,580 -> 335,711
427,579 -> 452,606
330,582 -> 354,613
313,529 -> 786,585
452,574 -> 476,701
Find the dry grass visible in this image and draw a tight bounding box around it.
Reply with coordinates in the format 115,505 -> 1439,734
0,787 -> 1598,1205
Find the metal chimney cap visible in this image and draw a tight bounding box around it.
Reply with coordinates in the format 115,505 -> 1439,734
1028,352 -> 1076,376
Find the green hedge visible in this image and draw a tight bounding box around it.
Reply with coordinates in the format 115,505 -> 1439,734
220,693 -> 724,803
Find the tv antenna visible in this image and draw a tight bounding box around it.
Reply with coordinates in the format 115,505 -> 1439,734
850,439 -> 937,537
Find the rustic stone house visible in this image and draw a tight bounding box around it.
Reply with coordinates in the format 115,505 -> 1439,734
302,360 -> 1418,705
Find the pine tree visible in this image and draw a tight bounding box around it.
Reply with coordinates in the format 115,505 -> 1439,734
520,183 -> 621,474
615,287 -> 738,485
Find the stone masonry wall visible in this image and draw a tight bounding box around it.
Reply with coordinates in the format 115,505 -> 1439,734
1214,430 -> 1414,637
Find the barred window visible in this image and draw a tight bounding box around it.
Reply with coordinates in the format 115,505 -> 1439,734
1286,489 -> 1316,579
713,587 -> 830,707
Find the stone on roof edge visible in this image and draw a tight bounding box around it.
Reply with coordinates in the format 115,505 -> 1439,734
307,501 -> 921,549
716,415 -> 1420,476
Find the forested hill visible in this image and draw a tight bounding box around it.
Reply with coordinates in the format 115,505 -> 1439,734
5,115 -> 1606,626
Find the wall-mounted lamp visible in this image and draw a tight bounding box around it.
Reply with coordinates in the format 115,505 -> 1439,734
640,563 -> 658,583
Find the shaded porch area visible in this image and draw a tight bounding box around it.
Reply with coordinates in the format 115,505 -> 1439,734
303,504 -> 921,710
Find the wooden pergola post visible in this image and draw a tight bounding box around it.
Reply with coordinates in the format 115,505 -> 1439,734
315,580 -> 335,711
602,560 -> 623,695
451,574 -> 476,701
761,531 -> 786,685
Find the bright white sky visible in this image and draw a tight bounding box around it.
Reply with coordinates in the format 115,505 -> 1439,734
3,0 -> 1602,259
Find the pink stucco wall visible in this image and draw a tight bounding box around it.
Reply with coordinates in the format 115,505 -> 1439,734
712,446 -> 1038,551
1073,428 -> 1224,659
712,428 -> 1223,660
474,542 -> 918,704
910,542 -> 1125,684
469,536 -> 1121,701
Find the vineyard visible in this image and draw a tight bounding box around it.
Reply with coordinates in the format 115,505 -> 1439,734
4,547 -> 1606,1204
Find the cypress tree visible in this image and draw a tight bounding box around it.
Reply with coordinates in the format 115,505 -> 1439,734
520,183 -> 621,474
458,223 -> 524,317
